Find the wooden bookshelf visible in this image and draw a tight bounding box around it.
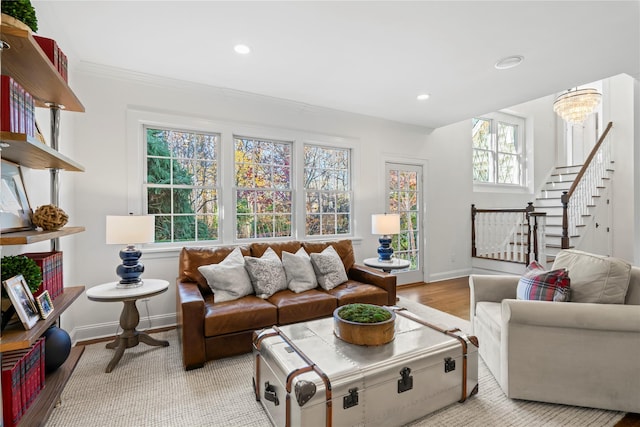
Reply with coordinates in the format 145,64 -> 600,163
16,345 -> 85,426
0,227 -> 85,246
0,286 -> 85,352
0,23 -> 84,112
0,132 -> 84,171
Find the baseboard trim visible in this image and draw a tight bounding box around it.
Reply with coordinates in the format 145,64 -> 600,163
70,313 -> 177,345
427,268 -> 473,283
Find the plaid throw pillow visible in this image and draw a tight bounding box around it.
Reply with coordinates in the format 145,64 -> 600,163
517,261 -> 571,302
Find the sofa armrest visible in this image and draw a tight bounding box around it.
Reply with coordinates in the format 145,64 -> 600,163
176,279 -> 206,370
469,274 -> 519,320
502,299 -> 640,332
499,299 -> 640,411
348,264 -> 397,305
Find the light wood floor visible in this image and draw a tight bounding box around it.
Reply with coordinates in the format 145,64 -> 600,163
398,277 -> 640,427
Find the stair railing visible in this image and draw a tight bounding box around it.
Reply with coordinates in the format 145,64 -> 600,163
471,203 -> 547,264
560,122 -> 613,249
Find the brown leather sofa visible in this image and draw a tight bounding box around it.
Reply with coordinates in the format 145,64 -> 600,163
176,239 -> 396,370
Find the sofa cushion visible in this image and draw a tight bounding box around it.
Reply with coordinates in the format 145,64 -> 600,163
251,241 -> 302,258
282,248 -> 318,293
203,295 -> 277,337
303,239 -> 355,272
268,289 -> 337,325
552,249 -> 632,304
310,245 -> 349,291
517,261 -> 571,302
326,280 -> 388,306
198,247 -> 254,303
244,247 -> 288,299
179,245 -> 251,295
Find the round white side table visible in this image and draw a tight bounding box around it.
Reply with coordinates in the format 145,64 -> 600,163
86,279 -> 170,372
363,257 -> 411,273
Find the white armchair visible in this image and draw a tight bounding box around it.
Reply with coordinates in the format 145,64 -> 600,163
469,250 -> 640,412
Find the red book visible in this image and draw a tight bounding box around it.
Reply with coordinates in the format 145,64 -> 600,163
33,36 -> 59,71
1,75 -> 18,133
38,338 -> 46,386
23,252 -> 61,298
2,358 -> 22,427
2,350 -> 27,418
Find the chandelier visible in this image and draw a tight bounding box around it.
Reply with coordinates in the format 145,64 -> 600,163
553,88 -> 602,125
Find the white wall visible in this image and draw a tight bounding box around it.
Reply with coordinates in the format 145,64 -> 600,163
11,63 -> 635,342
61,64 -> 443,341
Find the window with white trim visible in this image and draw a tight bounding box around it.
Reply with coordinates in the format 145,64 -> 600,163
145,127 -> 220,243
472,112 -> 525,186
135,111 -> 356,246
304,145 -> 351,236
234,136 -> 293,239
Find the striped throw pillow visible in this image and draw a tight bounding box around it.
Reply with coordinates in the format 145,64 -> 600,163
517,261 -> 571,302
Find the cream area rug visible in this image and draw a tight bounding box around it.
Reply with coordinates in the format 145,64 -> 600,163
46,298 -> 624,427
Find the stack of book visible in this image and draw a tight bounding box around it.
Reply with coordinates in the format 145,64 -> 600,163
33,36 -> 68,83
1,338 -> 45,427
23,251 -> 64,300
0,75 -> 36,137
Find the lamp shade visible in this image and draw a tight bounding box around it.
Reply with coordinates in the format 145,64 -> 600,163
371,214 -> 400,235
106,215 -> 155,245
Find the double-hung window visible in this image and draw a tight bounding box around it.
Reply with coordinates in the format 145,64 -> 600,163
234,136 -> 293,240
138,111 -> 354,246
304,145 -> 351,236
145,127 -> 220,243
472,113 -> 525,186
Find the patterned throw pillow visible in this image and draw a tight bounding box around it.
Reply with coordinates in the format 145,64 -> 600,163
244,247 -> 288,299
282,248 -> 318,293
517,261 -> 571,302
197,247 -> 254,303
310,245 -> 348,291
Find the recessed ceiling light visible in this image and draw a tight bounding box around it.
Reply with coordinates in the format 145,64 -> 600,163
416,93 -> 430,101
494,55 -> 524,70
234,44 -> 251,55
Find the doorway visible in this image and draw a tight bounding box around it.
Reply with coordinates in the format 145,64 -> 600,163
385,162 -> 424,284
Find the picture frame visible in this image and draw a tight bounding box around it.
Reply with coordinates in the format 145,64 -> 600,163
1,159 -> 34,232
36,290 -> 54,319
2,275 -> 40,330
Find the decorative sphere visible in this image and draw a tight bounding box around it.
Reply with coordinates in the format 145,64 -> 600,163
43,326 -> 71,373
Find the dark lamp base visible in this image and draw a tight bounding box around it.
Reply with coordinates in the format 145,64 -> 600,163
116,245 -> 145,288
377,235 -> 394,262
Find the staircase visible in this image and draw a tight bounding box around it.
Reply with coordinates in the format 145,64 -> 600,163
472,122 -> 615,273
534,161 -> 613,263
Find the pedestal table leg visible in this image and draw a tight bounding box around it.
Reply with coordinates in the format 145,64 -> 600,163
104,298 -> 168,372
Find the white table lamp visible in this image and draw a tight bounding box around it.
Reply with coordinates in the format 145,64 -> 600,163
371,213 -> 400,262
106,215 -> 155,288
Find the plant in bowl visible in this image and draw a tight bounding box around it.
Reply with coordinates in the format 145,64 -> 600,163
1,255 -> 42,329
333,303 -> 395,346
1,255 -> 42,296
1,0 -> 38,32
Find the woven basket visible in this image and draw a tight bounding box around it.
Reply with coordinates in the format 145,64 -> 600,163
32,205 -> 69,231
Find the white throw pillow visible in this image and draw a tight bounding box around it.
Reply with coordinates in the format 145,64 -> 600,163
282,248 -> 318,293
552,249 -> 631,304
244,247 -> 288,299
197,247 -> 253,303
310,245 -> 348,291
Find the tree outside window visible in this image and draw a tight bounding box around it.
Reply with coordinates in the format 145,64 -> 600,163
304,145 -> 351,236
145,127 -> 219,243
473,113 -> 524,185
234,136 -> 292,239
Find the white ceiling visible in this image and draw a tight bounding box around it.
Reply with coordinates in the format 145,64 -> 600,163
33,1 -> 639,130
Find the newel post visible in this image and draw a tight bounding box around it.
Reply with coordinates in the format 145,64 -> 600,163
561,191 -> 570,249
525,202 -> 534,265
471,204 -> 477,257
